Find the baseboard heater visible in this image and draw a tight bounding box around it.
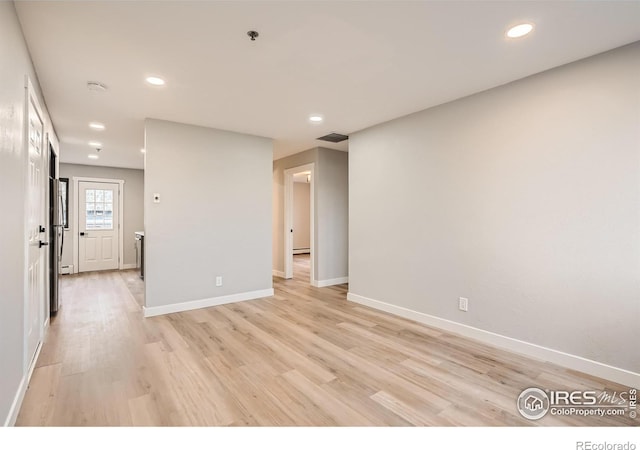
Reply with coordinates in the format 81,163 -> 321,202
60,265 -> 73,275
293,248 -> 310,255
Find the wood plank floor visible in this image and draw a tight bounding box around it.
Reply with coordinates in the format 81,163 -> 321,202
16,255 -> 635,426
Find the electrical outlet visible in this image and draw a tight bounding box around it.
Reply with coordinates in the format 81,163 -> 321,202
216,276 -> 223,287
459,297 -> 468,312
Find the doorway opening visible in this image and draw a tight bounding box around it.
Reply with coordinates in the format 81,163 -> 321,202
292,170 -> 311,281
284,163 -> 315,284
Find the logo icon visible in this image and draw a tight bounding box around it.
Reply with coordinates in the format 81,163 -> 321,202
517,387 -> 550,420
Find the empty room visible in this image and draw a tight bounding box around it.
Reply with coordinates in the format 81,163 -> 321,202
1,0 -> 639,447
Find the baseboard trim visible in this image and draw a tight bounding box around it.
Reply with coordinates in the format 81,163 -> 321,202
293,249 -> 310,255
272,270 -> 285,278
4,341 -> 42,427
143,288 -> 275,318
4,374 -> 28,427
121,263 -> 137,270
347,292 -> 640,388
312,277 -> 349,288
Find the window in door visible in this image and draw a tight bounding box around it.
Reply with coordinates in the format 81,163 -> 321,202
85,188 -> 114,230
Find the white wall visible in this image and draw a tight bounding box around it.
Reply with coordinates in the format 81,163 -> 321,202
144,119 -> 273,315
0,2 -> 55,425
293,181 -> 310,251
349,43 -> 640,377
273,147 -> 349,283
59,163 -> 144,268
316,148 -> 349,281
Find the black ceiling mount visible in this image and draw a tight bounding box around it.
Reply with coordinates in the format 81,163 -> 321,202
247,30 -> 259,41
317,133 -> 349,143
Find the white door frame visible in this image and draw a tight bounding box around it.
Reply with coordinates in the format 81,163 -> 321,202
284,163 -> 315,283
72,177 -> 124,274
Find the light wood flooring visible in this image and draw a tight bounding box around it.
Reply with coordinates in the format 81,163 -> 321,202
16,255 -> 635,426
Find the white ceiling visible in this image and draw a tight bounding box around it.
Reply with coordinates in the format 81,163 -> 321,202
15,1 -> 640,170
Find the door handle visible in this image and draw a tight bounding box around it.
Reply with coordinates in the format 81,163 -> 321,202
80,232 -> 85,236
39,241 -> 49,248
39,225 -> 46,233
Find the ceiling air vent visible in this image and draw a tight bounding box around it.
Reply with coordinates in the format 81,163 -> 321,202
317,133 -> 348,143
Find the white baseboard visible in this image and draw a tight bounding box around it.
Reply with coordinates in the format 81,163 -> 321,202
312,277 -> 349,288
347,292 -> 640,388
4,373 -> 28,427
272,270 -> 285,278
293,249 -> 310,255
121,263 -> 137,270
4,341 -> 42,427
143,288 -> 275,318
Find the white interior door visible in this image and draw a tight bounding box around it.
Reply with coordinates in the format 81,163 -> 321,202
78,181 -> 120,272
26,82 -> 45,367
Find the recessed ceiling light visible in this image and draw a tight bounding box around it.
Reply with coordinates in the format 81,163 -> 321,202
145,76 -> 166,86
88,141 -> 102,147
140,148 -> 146,153
88,154 -> 99,160
89,122 -> 105,130
506,23 -> 534,38
87,81 -> 108,92
309,115 -> 324,124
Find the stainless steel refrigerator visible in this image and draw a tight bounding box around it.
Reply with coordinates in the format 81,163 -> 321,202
50,178 -> 65,314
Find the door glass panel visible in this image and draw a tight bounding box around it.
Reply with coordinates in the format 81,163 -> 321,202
86,201 -> 95,228
95,202 -> 104,228
104,202 -> 113,228
85,189 -> 114,230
